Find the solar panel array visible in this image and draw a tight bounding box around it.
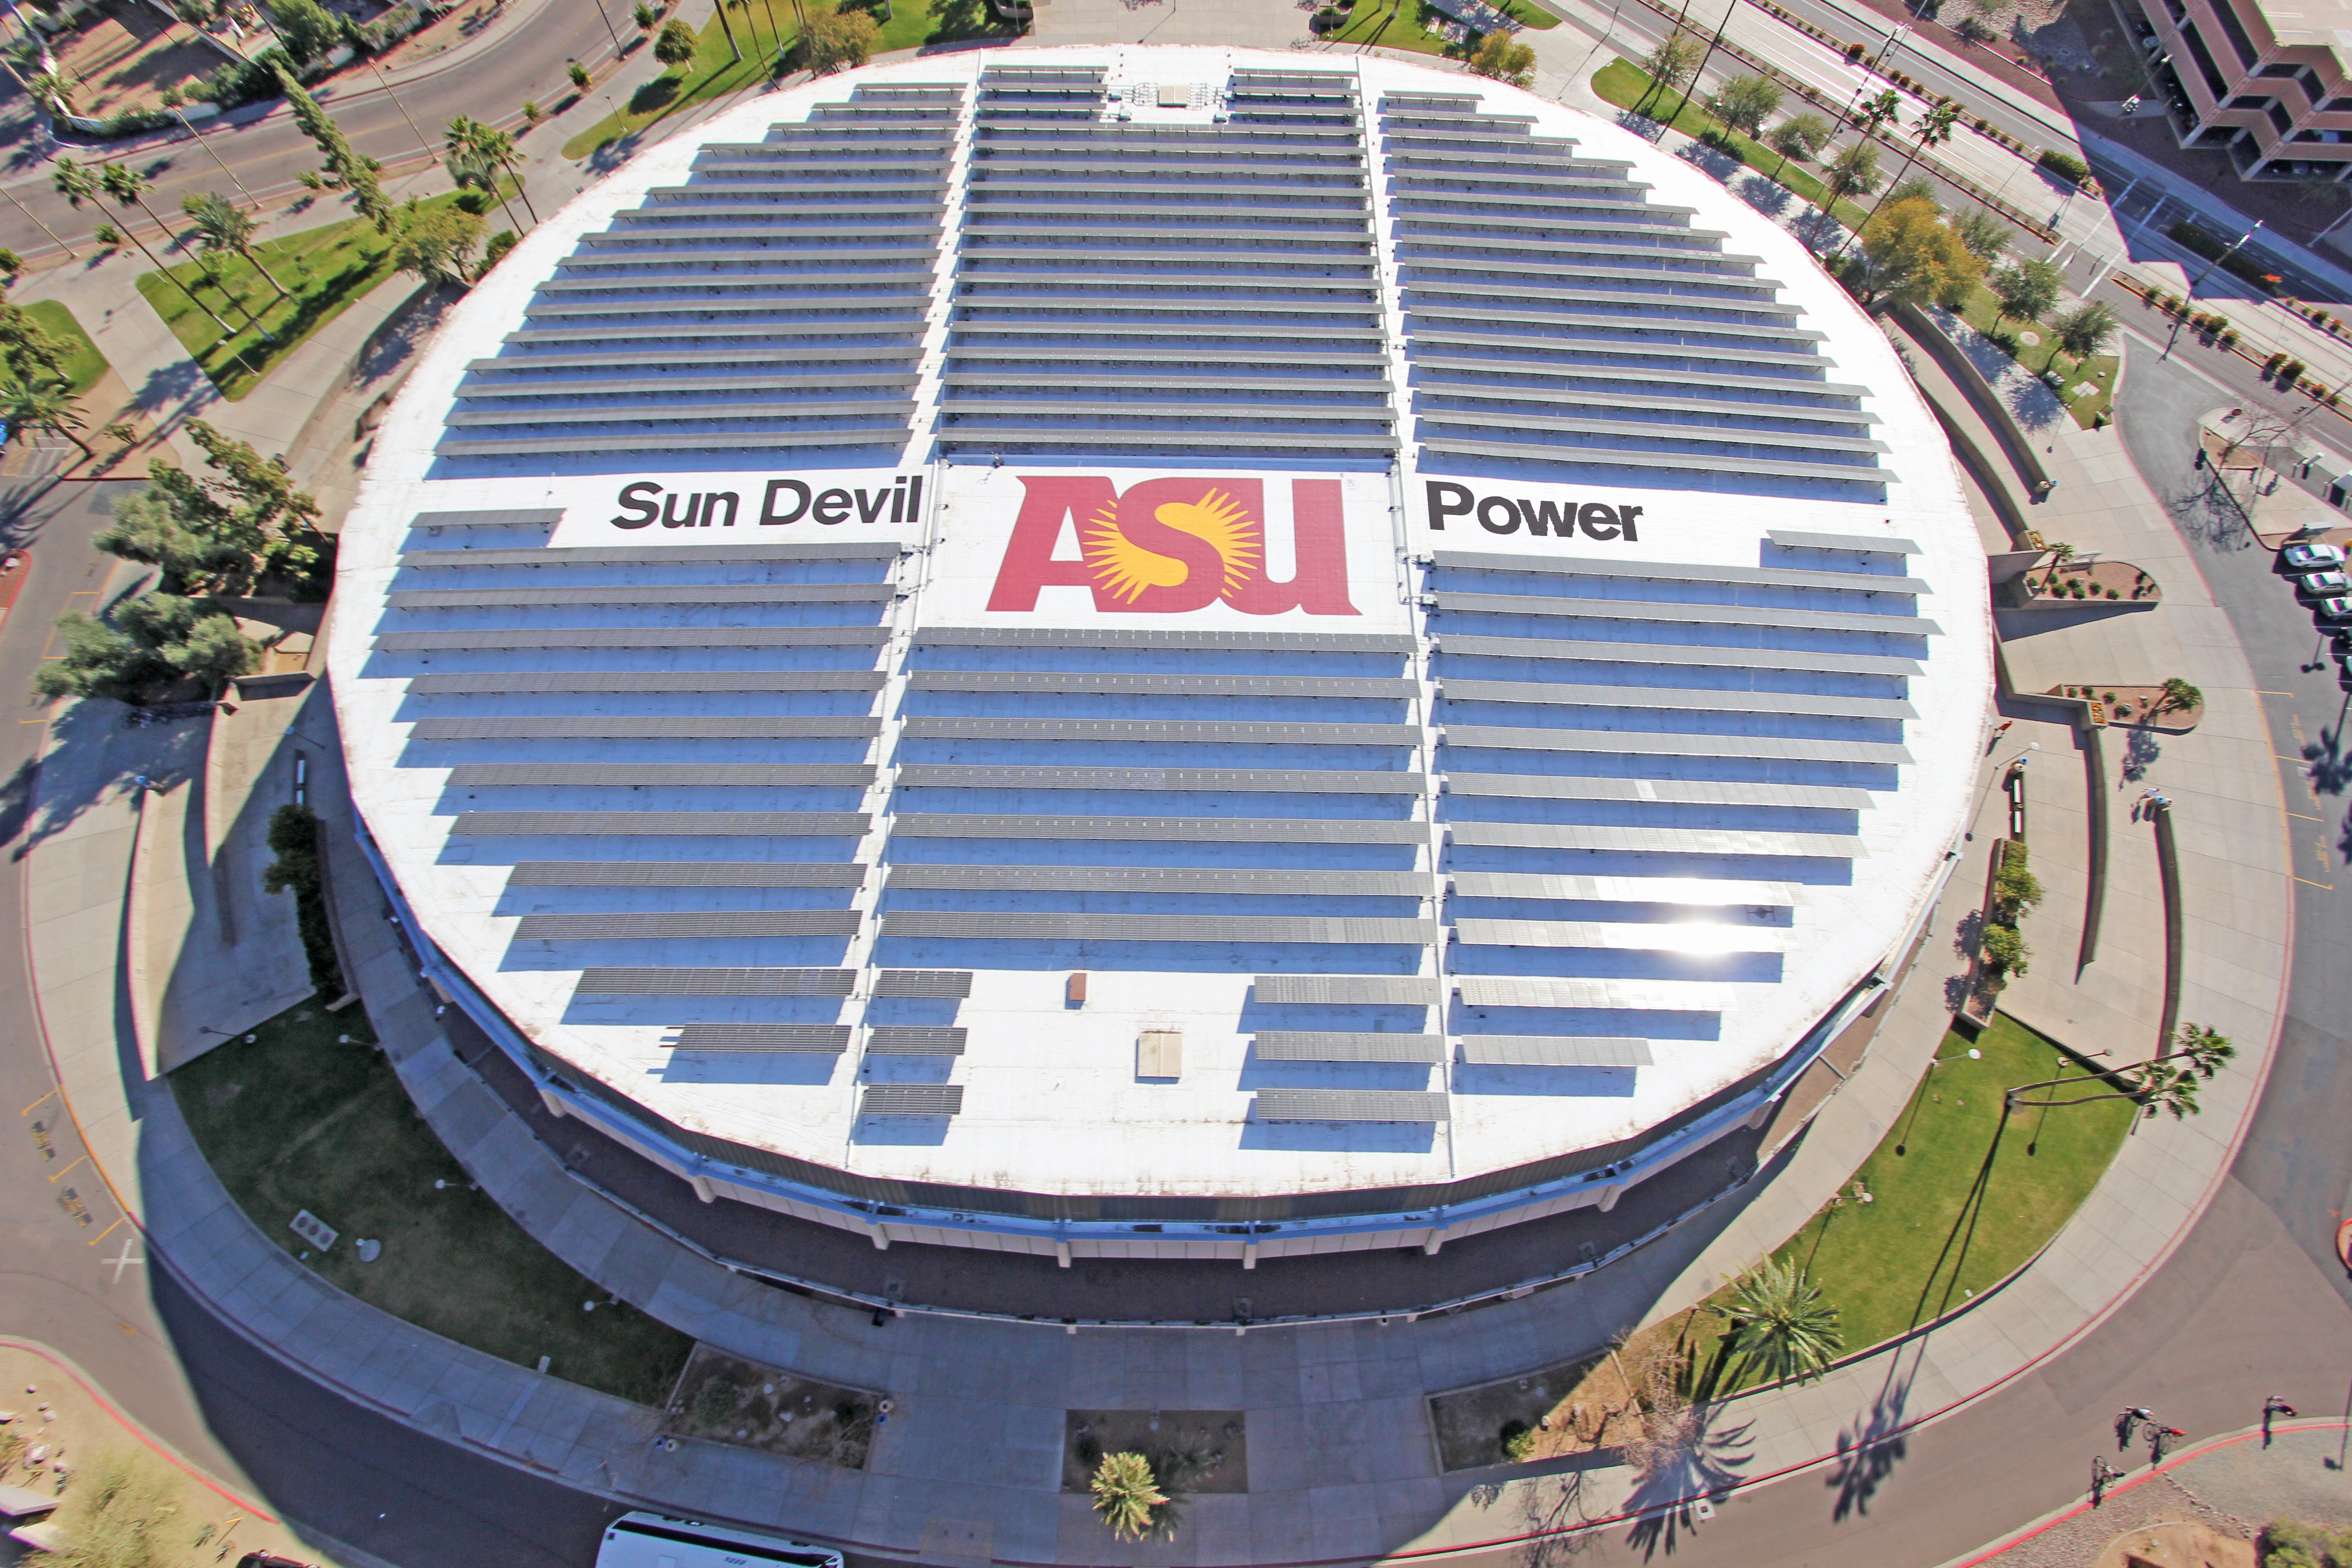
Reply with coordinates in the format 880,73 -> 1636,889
1377,92 -> 1890,494
934,66 -> 1394,457
376,63 -> 1944,1149
439,82 -> 961,467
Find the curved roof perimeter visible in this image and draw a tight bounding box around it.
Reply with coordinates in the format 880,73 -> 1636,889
326,46 -> 1993,1234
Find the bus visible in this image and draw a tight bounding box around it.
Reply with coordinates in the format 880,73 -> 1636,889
593,1511 -> 849,1568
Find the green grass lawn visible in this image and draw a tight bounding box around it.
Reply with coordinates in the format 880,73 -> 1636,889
1493,0 -> 1560,26
1683,1013 -> 2135,1394
1320,0 -> 1455,56
561,0 -> 1013,160
1592,60 -> 1862,231
1950,283 -> 2121,430
133,191 -> 480,402
15,301 -> 107,398
171,1001 -> 694,1406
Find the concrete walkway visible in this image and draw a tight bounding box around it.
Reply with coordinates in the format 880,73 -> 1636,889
13,461 -> 2295,1561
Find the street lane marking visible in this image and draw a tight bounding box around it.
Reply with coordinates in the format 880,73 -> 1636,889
46,1153 -> 84,1183
2260,690 -> 2296,695
2289,810 -> 2324,820
20,1088 -> 53,1116
88,1217 -> 121,1249
2296,876 -> 2337,889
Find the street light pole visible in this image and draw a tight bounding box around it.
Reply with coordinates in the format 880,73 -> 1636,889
0,178 -> 74,259
2165,220 -> 2262,359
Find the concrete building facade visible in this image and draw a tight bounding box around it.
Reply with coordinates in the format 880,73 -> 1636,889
2134,0 -> 2352,179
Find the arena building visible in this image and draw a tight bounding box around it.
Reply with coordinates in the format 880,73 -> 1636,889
325,46 -> 1993,1270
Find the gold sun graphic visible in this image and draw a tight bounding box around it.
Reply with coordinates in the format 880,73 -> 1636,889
1080,489 -> 1263,604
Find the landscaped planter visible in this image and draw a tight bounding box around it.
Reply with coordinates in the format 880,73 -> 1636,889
2044,683 -> 2203,731
2005,558 -> 2161,609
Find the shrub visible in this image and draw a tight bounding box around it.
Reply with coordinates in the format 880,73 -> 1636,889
2037,147 -> 2092,185
1979,921 -> 2028,976
2282,359 -> 2307,386
568,59 -> 591,88
692,1376 -> 740,1426
522,99 -> 543,122
481,228 -> 519,274
264,802 -> 347,997
1500,1421 -> 1538,1460
93,222 -> 121,247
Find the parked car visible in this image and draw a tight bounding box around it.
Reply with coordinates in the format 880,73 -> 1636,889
2284,542 -> 2348,570
2299,571 -> 2352,595
2315,596 -> 2352,621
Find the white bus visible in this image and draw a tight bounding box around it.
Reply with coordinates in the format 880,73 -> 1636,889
593,1511 -> 849,1568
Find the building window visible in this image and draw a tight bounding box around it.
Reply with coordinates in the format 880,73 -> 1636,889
2329,97 -> 2352,109
2206,0 -> 2262,69
2179,21 -> 2231,97
2231,93 -> 2274,108
2271,100 -> 2296,134
2260,60 -> 2301,75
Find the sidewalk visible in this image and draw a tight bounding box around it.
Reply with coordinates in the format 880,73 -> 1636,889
10,492 -> 2293,1562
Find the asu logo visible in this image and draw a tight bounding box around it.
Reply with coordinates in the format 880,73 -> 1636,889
986,476 -> 1360,617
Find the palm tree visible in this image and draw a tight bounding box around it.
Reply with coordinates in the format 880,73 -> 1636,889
1089,1452 -> 1166,1541
181,191 -> 289,301
101,163 -> 272,340
52,158 -> 238,341
1836,101 -> 1961,262
2005,1026 -> 2234,1121
1,380 -> 92,461
1715,1257 -> 1845,1386
444,115 -> 537,229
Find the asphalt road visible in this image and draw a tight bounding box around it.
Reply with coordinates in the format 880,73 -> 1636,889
0,474 -> 616,1567
0,2 -> 652,265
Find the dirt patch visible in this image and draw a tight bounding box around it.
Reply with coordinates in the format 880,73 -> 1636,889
47,5 -> 224,120
1062,1409 -> 1248,1494
1428,1352 -> 1627,1471
2043,683 -> 2203,730
2016,559 -> 2162,605
663,1346 -> 883,1469
2092,1522 -> 2257,1568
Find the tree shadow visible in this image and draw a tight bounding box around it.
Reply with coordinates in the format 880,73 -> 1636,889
2305,696 -> 2352,796
2122,727 -> 2161,782
1515,1467 -> 1600,1568
1620,1411 -> 1754,1559
1825,1369 -> 1915,1521
2164,475 -> 2258,553
1905,1105 -> 2010,1331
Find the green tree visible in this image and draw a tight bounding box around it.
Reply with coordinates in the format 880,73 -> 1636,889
267,0 -> 343,63
54,158 -> 239,339
444,114 -> 537,229
1469,29 -> 1536,87
2007,1033 -> 2231,1121
1808,136 -> 1882,245
1978,921 -> 2028,976
1953,206 -> 2014,263
634,0 -> 659,27
2167,1022 -> 2236,1073
1855,196 -> 1984,309
1639,29 -> 1702,110
32,592 -> 260,703
181,189 -> 291,299
1,379 -> 90,460
274,63 -> 391,230
1090,1452 -> 1168,1541
2157,675 -> 2202,715
1989,257 -> 2062,326
390,198 -> 487,287
653,15 -> 697,65
1712,73 -> 1781,137
1991,843 -> 2043,920
1715,1257 -> 1845,1386
2053,300 -> 2117,358
93,421 -> 323,595
0,297 -> 67,388
1764,112 -> 1831,179
480,228 -> 520,274
567,59 -> 591,89
799,8 -> 879,72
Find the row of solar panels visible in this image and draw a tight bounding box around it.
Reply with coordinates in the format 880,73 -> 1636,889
432,68 -> 1881,496
668,1024 -> 1645,1066
854,1087 -> 1452,1121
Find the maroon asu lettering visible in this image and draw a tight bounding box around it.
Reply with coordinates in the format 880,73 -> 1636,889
986,476 -> 1360,616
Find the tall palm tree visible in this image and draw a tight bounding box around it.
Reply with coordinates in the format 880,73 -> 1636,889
181,191 -> 289,301
100,163 -> 270,340
443,116 -> 537,230
1088,1452 -> 1166,1541
2005,1028 -> 2234,1121
2,380 -> 92,461
52,158 -> 237,340
1715,1257 -> 1845,1386
1835,101 -> 1962,262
